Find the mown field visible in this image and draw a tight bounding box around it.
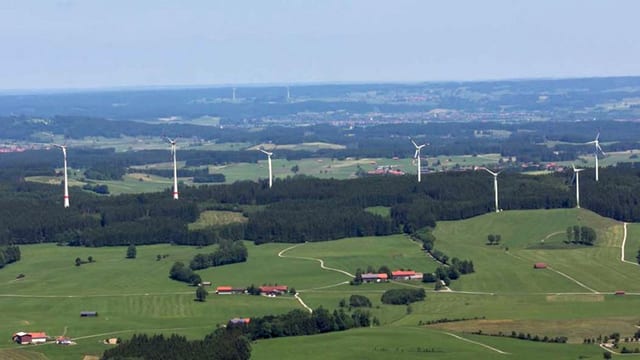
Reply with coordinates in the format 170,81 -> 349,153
2,209 -> 640,359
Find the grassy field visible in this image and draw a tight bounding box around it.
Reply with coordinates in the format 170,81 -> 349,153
25,150 -> 509,196
252,326 -> 604,360
3,210 -> 640,359
187,210 -> 247,230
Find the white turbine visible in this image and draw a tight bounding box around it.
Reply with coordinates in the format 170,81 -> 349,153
585,132 -> 606,182
259,149 -> 274,188
53,144 -> 69,208
166,137 -> 179,200
411,139 -> 427,183
481,168 -> 502,213
571,164 -> 585,208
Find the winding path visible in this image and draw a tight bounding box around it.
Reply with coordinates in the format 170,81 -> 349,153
442,332 -> 510,355
620,222 -> 638,266
278,244 -> 355,277
294,293 -> 313,313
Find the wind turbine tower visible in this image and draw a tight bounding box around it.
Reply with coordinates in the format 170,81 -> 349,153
411,139 -> 426,182
482,168 -> 502,213
572,164 -> 585,208
259,149 -> 274,188
585,133 -> 606,182
286,86 -> 290,102
232,87 -> 236,102
53,144 -> 70,208
167,138 -> 179,199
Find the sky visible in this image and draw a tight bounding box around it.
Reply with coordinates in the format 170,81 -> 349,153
0,0 -> 639,91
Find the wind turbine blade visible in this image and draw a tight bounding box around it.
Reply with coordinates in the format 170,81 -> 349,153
595,132 -> 600,141
411,139 -> 418,148
596,143 -> 606,155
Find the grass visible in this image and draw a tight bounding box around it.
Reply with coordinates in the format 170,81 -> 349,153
431,208 -> 640,293
251,326 -> 604,360
187,210 -> 247,230
364,206 -> 391,217
4,209 -> 640,359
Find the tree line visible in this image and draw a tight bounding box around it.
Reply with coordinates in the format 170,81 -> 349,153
189,240 -> 248,270
0,246 -> 20,269
101,327 -> 250,360
231,307 -> 372,340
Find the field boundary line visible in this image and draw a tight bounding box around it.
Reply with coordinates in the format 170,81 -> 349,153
442,332 -> 510,354
278,243 -> 355,277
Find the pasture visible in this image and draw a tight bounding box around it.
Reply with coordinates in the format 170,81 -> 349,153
2,209 -> 640,358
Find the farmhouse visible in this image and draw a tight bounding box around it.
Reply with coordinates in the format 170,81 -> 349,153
533,262 -> 547,269
391,270 -> 423,280
216,286 -> 247,295
80,311 -> 98,317
216,286 -> 233,295
13,332 -> 47,345
615,290 -> 626,296
229,317 -> 251,325
259,285 -> 288,296
200,281 -> 212,287
361,273 -> 389,283
56,336 -> 72,345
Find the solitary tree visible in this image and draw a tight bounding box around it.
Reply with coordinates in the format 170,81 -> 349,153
126,244 -> 137,259
196,286 -> 208,302
75,257 -> 82,266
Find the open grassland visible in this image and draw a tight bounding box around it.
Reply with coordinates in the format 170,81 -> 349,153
251,326 -> 604,360
281,235 -> 441,276
432,208 -> 640,293
187,210 -> 247,230
4,210 -> 640,358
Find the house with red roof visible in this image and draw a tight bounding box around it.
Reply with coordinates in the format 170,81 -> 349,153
13,332 -> 47,345
259,285 -> 288,296
391,270 -> 423,280
229,318 -> 251,325
216,286 -> 234,295
361,273 -> 388,283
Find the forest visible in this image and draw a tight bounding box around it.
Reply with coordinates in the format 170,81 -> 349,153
101,327 -> 251,360
1,164 -> 640,247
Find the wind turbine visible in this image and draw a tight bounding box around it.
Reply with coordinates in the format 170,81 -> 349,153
571,164 -> 585,208
53,144 -> 70,208
481,167 -> 502,213
166,137 -> 179,199
585,133 -> 606,182
411,139 -> 427,182
259,148 -> 273,188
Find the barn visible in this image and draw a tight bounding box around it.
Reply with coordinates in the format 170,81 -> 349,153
81,311 -> 98,317
533,262 -> 547,269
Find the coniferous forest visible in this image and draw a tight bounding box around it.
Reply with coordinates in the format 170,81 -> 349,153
0,165 -> 639,247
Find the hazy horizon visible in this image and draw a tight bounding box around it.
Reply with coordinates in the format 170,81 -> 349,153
1,0 -> 639,91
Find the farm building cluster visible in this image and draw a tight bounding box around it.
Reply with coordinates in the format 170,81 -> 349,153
361,270 -> 423,283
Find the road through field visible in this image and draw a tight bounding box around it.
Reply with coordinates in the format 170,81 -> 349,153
620,222 -> 638,266
442,332 -> 510,355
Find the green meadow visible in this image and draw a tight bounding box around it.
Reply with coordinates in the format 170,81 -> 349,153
2,209 -> 640,359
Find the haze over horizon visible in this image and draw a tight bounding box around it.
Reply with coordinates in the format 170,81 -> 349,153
1,0 -> 639,91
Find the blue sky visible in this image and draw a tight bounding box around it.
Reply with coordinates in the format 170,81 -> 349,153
0,0 -> 638,90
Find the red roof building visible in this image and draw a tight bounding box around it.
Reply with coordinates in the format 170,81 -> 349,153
259,285 -> 288,295
391,270 -> 422,280
216,286 -> 233,294
533,262 -> 547,269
